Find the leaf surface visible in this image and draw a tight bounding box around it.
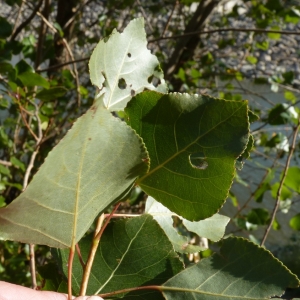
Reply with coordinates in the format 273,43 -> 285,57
145,197 -> 229,253
89,18 -> 167,111
0,103 -> 149,248
54,214 -> 183,296
162,237 -> 300,300
126,91 -> 249,221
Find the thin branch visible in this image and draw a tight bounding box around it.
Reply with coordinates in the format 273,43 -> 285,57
21,101 -> 43,290
35,11 -> 82,106
79,203 -> 121,296
36,57 -> 89,73
148,27 -> 300,43
136,0 -> 154,32
0,160 -> 12,167
10,0 -> 44,41
68,247 -> 75,300
62,0 -> 94,31
260,116 -> 300,247
11,0 -> 25,37
161,1 -> 179,38
76,243 -> 85,269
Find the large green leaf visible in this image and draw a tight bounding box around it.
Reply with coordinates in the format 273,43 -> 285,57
126,91 -> 249,221
0,102 -> 149,248
162,237 -> 300,300
89,18 -> 167,111
145,196 -> 229,253
54,214 -> 183,296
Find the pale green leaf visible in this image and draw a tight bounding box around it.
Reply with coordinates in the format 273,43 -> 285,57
0,103 -> 149,248
182,214 -> 229,242
162,237 -> 300,300
145,196 -> 206,253
126,91 -> 249,221
54,214 -> 183,297
145,197 -> 229,253
89,18 -> 167,111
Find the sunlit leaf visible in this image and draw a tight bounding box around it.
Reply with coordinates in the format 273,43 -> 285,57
290,213 -> 300,231
89,18 -> 167,111
145,197 -> 229,253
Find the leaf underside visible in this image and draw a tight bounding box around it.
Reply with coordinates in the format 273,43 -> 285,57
126,91 -> 250,221
145,196 -> 229,253
89,18 -> 167,111
162,237 -> 300,300
54,214 -> 183,296
0,103 -> 149,248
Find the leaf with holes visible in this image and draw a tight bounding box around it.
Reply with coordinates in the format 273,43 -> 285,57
0,103 -> 149,248
53,214 -> 183,296
145,196 -> 229,253
89,18 -> 167,111
162,237 -> 300,300
125,91 -> 249,221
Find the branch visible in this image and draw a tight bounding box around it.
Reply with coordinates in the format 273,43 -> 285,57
79,203 -> 121,296
149,27 -> 300,43
0,160 -> 12,167
36,57 -> 89,73
10,0 -> 44,41
35,11 -> 82,106
260,116 -> 300,246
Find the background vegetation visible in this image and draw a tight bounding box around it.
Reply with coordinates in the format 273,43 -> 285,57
0,0 -> 300,290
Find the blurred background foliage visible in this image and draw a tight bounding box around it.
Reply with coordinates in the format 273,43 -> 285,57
0,0 -> 300,287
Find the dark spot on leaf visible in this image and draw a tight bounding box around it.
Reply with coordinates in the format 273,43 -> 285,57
148,75 -> 154,84
127,53 -> 131,57
131,89 -> 136,97
118,78 -> 127,90
189,153 -> 208,170
88,138 -> 91,141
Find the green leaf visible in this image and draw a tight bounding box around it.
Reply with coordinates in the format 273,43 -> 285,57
284,166 -> 300,193
246,208 -> 270,225
146,197 -> 229,253
284,91 -> 296,103
0,17 -> 12,38
267,26 -> 281,40
0,103 -> 149,248
89,18 -> 167,111
126,91 -> 249,221
145,196 -> 204,253
10,157 -> 25,172
271,182 -> 292,200
290,213 -> 300,231
182,214 -> 229,242
36,87 -> 67,101
54,214 -> 183,295
18,72 -> 50,88
162,237 -> 300,299
246,56 -> 258,64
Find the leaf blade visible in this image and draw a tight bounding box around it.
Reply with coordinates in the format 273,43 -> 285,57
126,91 -> 250,221
0,103 -> 149,248
162,237 -> 300,300
89,18 -> 167,111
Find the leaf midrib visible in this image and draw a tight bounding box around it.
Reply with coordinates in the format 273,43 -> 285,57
137,102 -> 246,184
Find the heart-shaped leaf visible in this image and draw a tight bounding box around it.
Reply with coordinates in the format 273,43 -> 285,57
126,91 -> 249,221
